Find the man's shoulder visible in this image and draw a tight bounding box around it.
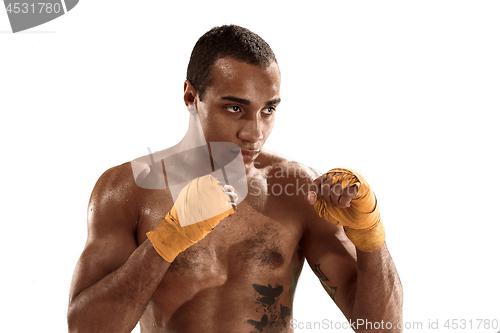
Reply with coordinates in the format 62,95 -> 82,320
85,162 -> 145,232
91,162 -> 140,205
97,162 -> 135,188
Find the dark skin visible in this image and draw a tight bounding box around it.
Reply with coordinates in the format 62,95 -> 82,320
68,57 -> 403,333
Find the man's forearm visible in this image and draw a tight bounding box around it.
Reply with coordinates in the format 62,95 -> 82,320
68,240 -> 170,333
351,243 -> 403,332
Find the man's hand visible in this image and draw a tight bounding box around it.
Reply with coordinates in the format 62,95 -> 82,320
147,175 -> 237,262
305,168 -> 385,252
306,171 -> 358,208
224,184 -> 238,212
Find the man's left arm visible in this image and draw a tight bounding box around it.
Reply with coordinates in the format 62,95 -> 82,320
351,243 -> 403,331
301,168 -> 403,332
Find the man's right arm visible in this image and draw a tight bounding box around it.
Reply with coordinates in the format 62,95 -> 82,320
68,165 -> 236,333
67,164 -> 171,333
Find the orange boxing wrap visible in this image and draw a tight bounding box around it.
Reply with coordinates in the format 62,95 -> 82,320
313,168 -> 385,252
147,175 -> 234,262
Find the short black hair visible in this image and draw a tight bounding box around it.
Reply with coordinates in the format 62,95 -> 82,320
187,25 -> 277,101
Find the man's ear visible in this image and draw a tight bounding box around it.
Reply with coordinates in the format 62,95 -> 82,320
184,80 -> 197,106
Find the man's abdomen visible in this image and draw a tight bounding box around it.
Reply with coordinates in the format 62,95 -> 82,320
142,273 -> 295,333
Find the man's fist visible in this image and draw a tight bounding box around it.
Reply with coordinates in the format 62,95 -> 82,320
306,170 -> 359,209
307,168 -> 385,252
147,175 -> 236,262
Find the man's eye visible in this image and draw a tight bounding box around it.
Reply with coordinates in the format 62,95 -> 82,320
225,106 -> 241,113
262,107 -> 276,115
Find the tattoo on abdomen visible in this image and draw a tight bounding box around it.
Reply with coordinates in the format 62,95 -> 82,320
245,283 -> 292,332
314,264 -> 337,301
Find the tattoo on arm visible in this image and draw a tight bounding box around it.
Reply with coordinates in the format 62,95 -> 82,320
314,264 -> 337,301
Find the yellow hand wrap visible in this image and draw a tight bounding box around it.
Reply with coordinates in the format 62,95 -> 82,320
313,168 -> 385,252
147,175 -> 234,262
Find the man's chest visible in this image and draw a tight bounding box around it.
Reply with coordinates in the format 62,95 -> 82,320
135,184 -> 305,277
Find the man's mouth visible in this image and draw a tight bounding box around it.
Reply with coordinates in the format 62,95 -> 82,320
241,149 -> 260,162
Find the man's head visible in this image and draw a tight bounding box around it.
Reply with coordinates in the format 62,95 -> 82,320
184,25 -> 281,167
187,25 -> 277,102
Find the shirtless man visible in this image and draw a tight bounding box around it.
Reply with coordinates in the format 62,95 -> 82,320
67,25 -> 403,333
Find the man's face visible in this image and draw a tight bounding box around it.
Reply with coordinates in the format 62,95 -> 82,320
195,57 -> 281,166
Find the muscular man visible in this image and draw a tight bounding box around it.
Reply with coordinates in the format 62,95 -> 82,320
68,25 -> 403,333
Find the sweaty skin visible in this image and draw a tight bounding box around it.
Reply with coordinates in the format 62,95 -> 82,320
68,57 -> 402,333
135,156 -> 315,332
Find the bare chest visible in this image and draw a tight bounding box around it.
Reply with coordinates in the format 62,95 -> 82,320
134,163 -> 311,332
135,184 -> 305,279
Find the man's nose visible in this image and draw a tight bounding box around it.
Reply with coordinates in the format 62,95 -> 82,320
237,117 -> 264,143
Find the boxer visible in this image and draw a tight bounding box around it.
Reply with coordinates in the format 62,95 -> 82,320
68,25 -> 403,333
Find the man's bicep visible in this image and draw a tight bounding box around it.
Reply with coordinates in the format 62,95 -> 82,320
300,215 -> 358,319
69,165 -> 139,301
70,227 -> 138,298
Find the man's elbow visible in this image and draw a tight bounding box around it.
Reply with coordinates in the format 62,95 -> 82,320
67,302 -> 78,333
67,299 -> 86,333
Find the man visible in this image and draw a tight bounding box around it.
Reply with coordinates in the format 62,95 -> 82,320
68,25 -> 403,332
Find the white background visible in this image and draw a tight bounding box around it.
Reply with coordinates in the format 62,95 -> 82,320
1,1 -> 499,332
